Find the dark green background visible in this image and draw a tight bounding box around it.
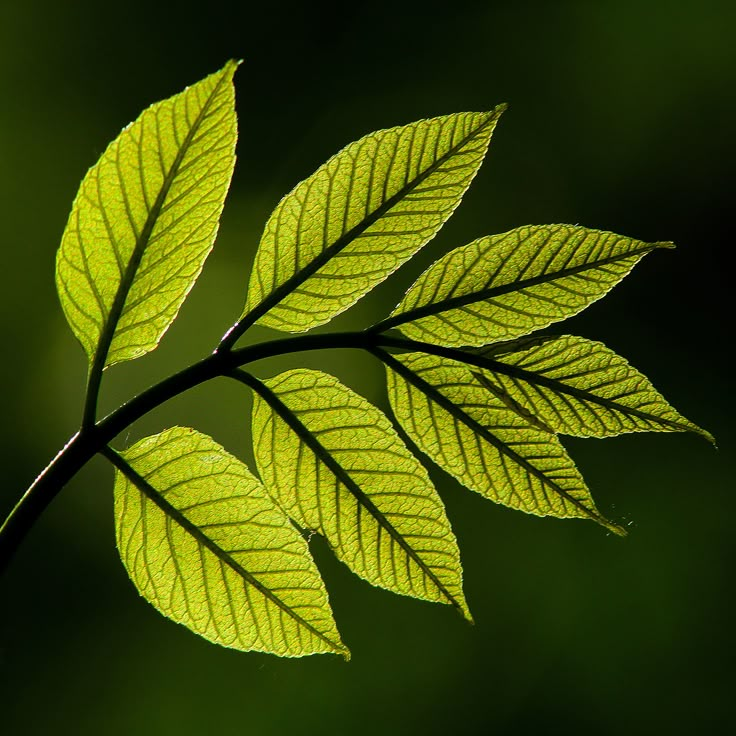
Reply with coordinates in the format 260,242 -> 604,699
1,1 -> 732,734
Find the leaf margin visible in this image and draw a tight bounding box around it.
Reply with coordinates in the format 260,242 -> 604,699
238,367 -> 472,620
375,346 -> 626,536
106,426 -> 349,659
377,224 -> 674,347
56,60 -> 240,426
225,106 -> 507,344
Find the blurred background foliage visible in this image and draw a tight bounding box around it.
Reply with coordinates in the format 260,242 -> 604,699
1,0 -> 733,733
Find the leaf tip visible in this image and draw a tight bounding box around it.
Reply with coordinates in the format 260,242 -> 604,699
698,426 -> 718,448
451,591 -> 474,623
223,58 -> 242,77
603,519 -> 628,538
655,240 -> 676,250
672,414 -> 716,447
485,103 -> 508,124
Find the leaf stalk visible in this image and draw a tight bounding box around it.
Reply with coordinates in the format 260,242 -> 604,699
0,330 -> 376,574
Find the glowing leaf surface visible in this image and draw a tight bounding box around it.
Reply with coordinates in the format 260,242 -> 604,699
383,351 -> 623,534
241,109 -> 505,333
475,335 -> 711,439
250,369 -> 470,617
389,225 -> 671,347
113,427 -> 347,658
57,62 -> 238,368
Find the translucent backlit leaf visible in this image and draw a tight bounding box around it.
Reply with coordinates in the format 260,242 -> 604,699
381,351 -> 623,534
239,109 -> 505,334
386,224 -> 672,347
112,427 -> 347,659
472,335 -> 713,440
248,369 -> 470,618
56,61 -> 238,369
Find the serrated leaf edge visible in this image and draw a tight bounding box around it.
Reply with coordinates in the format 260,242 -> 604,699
381,232 -> 672,334
228,106 -> 507,341
374,347 -> 625,536
104,442 -> 349,658
234,369 -> 471,618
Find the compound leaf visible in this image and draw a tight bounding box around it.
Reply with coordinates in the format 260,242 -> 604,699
56,61 -> 238,370
111,427 -> 347,659
239,109 -> 505,334
386,224 -> 672,346
472,335 -> 712,440
381,350 -> 624,534
247,368 -> 470,619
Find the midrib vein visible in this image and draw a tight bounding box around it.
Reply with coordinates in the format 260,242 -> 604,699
376,348 -> 624,534
103,445 -> 345,653
384,243 -> 663,329
238,371 -> 466,613
241,112 -> 501,330
94,70 -> 229,370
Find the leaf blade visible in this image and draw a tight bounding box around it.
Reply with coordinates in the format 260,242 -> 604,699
382,350 -> 624,534
474,335 -> 712,440
112,427 -> 347,658
239,109 -> 505,334
387,224 -> 671,346
247,369 -> 470,618
56,61 -> 239,369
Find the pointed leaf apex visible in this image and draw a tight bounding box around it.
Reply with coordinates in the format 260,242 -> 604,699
697,426 -> 717,447
389,225 -> 672,348
251,369 -> 469,617
603,519 -> 628,538
113,427 -> 346,658
656,240 -> 676,250
480,103 -> 507,124
240,109 -> 505,335
57,63 -> 239,368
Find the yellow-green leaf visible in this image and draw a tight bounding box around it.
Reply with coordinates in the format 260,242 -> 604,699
382,351 -> 624,534
475,335 -> 713,440
112,427 -> 347,659
248,369 -> 470,618
239,109 -> 505,334
56,61 -> 238,369
385,224 -> 672,347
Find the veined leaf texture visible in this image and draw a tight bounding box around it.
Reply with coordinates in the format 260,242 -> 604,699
248,369 -> 470,619
386,224 -> 673,346
112,428 -> 348,659
472,335 -> 712,440
382,351 -> 625,534
239,108 -> 505,333
49,62 -> 707,657
56,61 -> 238,369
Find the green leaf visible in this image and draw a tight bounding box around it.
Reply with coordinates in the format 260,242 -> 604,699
471,370 -> 556,435
381,350 -> 624,535
247,368 -> 471,618
238,109 -> 505,334
56,61 -> 239,370
472,335 -> 713,440
111,427 -> 348,659
385,224 -> 672,346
